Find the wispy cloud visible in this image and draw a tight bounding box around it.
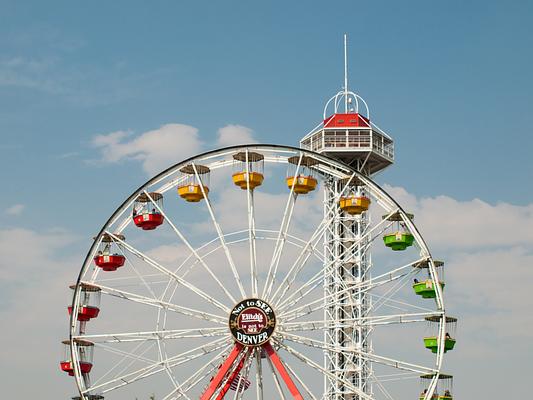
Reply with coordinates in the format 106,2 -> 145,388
384,184 -> 533,344
90,124 -> 204,175
216,124 -> 257,147
5,204 -> 24,216
56,151 -> 79,159
90,123 -> 258,175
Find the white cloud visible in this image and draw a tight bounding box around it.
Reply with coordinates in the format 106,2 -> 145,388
91,124 -> 204,175
216,124 -> 257,147
380,186 -> 533,346
5,204 -> 24,216
0,228 -> 75,283
90,123 -> 258,175
0,227 -> 80,398
383,185 -> 533,251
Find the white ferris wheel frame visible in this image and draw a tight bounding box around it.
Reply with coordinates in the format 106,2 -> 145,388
68,144 -> 448,400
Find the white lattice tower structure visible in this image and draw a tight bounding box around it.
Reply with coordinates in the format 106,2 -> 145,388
300,35 -> 394,399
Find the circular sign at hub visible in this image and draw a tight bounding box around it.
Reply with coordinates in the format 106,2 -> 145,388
229,298 -> 276,346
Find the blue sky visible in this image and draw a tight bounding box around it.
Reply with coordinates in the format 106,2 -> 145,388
1,0 -> 532,398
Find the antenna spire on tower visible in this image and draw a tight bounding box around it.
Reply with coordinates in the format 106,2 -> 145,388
344,33 -> 348,113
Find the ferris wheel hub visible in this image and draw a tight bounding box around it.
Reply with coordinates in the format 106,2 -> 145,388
229,298 -> 276,347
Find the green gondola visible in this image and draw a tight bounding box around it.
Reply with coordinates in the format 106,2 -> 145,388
423,336 -> 456,353
413,280 -> 445,298
383,232 -> 415,251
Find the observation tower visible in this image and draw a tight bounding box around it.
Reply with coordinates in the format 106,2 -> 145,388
300,35 -> 394,399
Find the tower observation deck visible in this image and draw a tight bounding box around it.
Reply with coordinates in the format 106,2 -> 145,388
300,37 -> 394,176
301,35 -> 395,399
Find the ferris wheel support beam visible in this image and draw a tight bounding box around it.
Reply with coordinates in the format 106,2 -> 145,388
192,162 -> 247,300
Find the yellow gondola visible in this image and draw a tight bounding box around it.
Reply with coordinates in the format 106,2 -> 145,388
177,164 -> 210,202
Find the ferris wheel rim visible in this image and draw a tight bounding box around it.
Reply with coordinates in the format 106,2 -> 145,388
68,143 -> 448,400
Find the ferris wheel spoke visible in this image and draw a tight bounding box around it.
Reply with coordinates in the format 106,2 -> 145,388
271,338 -> 374,400
361,257 -> 427,292
104,231 -> 230,313
262,156 -> 301,300
278,332 -> 437,375
91,282 -> 227,324
369,371 -> 396,400
369,290 -> 436,314
232,348 -> 255,400
267,176 -> 360,306
191,162 -> 247,299
254,348 -> 264,400
243,150 -> 259,298
208,346 -> 251,400
274,262 -> 326,314
143,190 -> 238,305
279,275 -> 377,322
369,371 -> 420,384
90,339 -> 157,389
280,357 -> 319,400
282,257 -> 426,317
265,355 -> 288,400
370,267 -> 421,314
276,256 -> 409,318
279,255 -> 427,322
93,342 -> 157,364
362,311 -> 443,327
75,326 -> 228,343
163,344 -> 233,400
269,217 -> 326,307
281,311 -> 443,332
272,207 -> 398,309
114,241 -> 160,301
88,336 -> 230,394
99,338 -> 230,395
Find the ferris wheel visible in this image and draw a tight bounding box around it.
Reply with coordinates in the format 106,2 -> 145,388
62,143 -> 455,400
61,37 -> 455,400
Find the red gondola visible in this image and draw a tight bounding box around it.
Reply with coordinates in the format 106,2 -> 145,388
60,339 -> 94,376
93,233 -> 126,271
132,192 -> 165,230
67,283 -> 101,321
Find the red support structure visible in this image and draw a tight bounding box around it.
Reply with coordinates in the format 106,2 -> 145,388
201,341 -> 303,400
200,343 -> 244,400
262,342 -> 303,400
214,352 -> 248,400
